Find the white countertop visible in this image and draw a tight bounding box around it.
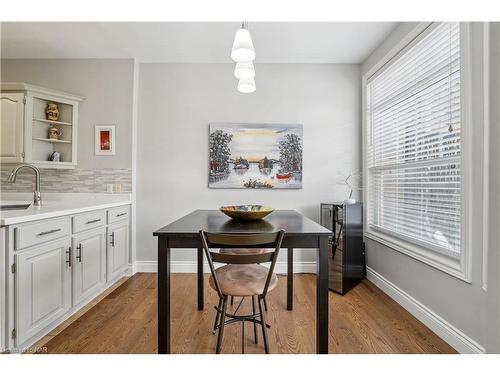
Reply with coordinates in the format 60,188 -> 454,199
0,193 -> 131,226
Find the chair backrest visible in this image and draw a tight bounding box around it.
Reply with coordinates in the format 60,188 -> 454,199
199,230 -> 285,298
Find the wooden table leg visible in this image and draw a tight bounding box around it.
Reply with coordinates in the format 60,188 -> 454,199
158,237 -> 171,354
316,236 -> 329,354
287,247 -> 293,310
197,247 -> 204,310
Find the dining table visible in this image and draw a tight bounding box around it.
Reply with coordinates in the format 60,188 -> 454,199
153,209 -> 332,354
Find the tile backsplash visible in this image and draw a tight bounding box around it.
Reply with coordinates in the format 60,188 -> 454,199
0,168 -> 132,193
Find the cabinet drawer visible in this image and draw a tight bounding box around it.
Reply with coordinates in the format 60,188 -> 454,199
72,210 -> 105,234
14,217 -> 70,250
107,206 -> 130,224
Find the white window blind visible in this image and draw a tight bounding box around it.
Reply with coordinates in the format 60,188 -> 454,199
366,22 -> 461,259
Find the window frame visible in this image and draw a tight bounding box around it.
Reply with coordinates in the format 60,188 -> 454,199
362,22 -> 473,282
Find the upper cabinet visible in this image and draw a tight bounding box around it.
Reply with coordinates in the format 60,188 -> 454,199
0,93 -> 25,163
0,83 -> 84,169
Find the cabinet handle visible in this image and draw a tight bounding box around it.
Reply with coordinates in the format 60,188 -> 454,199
76,244 -> 82,262
85,219 -> 101,224
66,247 -> 72,267
110,232 -> 115,247
37,228 -> 61,236
116,213 -> 127,217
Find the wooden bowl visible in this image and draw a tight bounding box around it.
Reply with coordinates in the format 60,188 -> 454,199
219,205 -> 274,221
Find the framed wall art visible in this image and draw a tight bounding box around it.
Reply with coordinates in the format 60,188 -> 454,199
209,123 -> 303,189
95,125 -> 116,155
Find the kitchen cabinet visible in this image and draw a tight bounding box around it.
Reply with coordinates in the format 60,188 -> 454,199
15,238 -> 72,345
0,83 -> 84,169
0,92 -> 25,164
0,228 -> 6,352
72,228 -> 106,307
107,221 -> 129,283
2,201 -> 130,351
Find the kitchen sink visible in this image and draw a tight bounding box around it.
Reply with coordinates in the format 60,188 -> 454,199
0,201 -> 32,211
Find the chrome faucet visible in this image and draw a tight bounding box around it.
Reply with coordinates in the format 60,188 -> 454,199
7,164 -> 42,207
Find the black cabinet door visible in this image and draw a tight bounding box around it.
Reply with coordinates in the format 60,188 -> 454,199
344,203 -> 364,282
322,202 -> 365,295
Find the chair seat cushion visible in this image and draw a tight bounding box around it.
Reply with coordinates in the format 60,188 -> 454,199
218,248 -> 272,255
209,264 -> 278,297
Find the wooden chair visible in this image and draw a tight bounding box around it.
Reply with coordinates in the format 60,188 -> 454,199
200,230 -> 285,354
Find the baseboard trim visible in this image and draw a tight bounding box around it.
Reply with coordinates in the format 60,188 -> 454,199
366,267 -> 485,354
134,260 -> 316,274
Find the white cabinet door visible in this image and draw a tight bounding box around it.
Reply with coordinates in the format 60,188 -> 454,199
72,228 -> 106,307
0,93 -> 25,163
0,228 -> 5,352
15,238 -> 71,345
107,222 -> 129,282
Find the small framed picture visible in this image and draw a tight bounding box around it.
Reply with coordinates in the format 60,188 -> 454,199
95,125 -> 116,155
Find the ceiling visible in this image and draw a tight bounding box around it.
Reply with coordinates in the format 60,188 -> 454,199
0,22 -> 398,63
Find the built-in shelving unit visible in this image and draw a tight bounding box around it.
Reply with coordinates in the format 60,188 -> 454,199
30,95 -> 75,167
0,82 -> 84,169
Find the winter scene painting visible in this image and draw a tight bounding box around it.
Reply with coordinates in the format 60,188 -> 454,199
209,123 -> 303,189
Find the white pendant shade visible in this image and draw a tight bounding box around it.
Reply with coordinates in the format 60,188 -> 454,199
231,23 -> 256,93
234,61 -> 255,79
237,77 -> 256,93
231,28 -> 255,62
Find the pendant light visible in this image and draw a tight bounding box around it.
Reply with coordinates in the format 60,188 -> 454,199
231,22 -> 256,93
237,77 -> 256,93
231,22 -> 255,62
234,61 -> 255,79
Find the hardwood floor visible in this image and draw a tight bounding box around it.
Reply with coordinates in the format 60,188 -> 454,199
35,273 -> 456,354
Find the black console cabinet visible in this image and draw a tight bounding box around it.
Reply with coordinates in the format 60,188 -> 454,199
320,202 -> 365,295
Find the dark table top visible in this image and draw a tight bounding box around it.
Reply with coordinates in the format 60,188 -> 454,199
153,209 -> 332,237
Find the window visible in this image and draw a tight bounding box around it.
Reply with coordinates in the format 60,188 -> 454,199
365,22 -> 470,278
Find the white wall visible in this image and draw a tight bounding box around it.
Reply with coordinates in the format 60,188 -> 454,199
137,63 -> 361,263
361,22 -> 499,353
1,59 -> 134,169
490,22 -> 500,353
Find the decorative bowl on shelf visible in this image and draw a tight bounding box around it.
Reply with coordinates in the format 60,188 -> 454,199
219,205 -> 274,221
